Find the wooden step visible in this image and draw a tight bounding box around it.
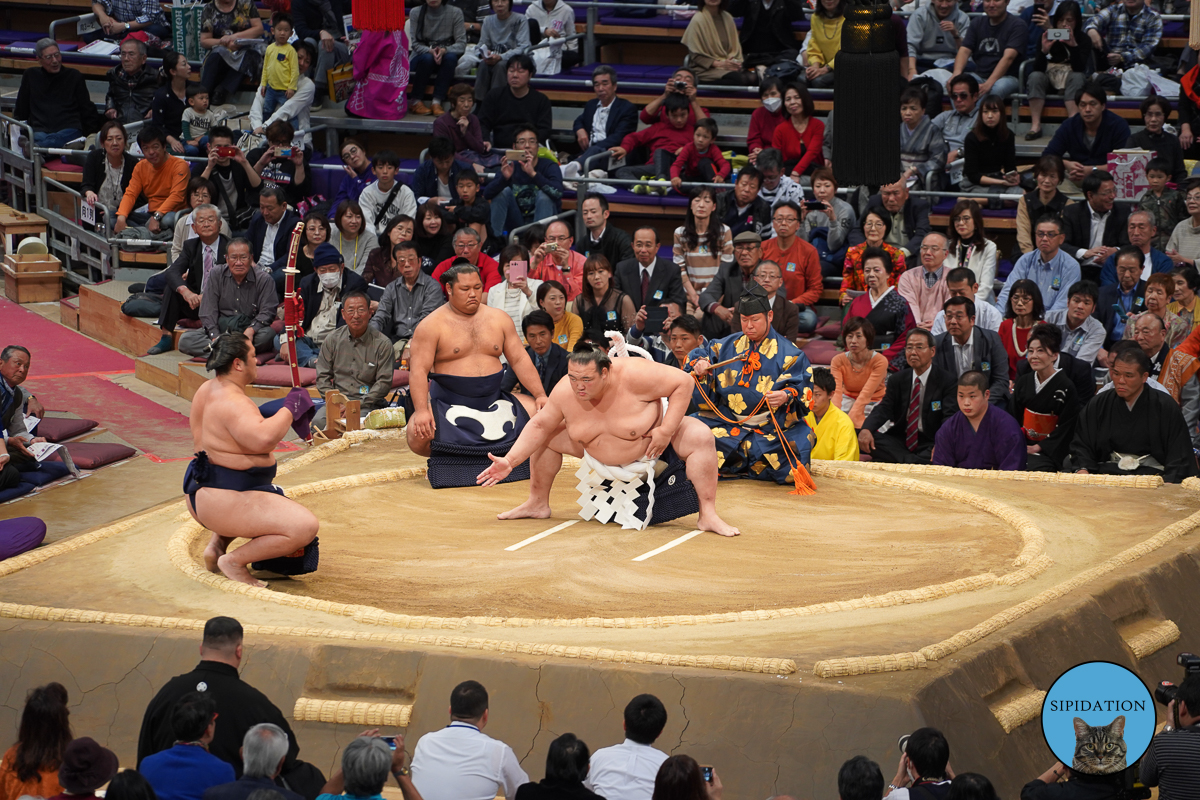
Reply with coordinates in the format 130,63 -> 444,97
59,294 -> 79,331
177,361 -> 321,402
135,351 -> 189,395
78,281 -> 163,356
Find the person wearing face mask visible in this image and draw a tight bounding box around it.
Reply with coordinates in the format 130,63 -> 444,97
277,243 -> 369,368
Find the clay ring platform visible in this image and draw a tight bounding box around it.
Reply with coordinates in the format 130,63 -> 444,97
2,429 -> 1199,800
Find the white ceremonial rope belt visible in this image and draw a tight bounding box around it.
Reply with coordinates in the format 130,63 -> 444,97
575,451 -> 661,531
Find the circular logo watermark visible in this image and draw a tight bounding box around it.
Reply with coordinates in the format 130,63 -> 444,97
1041,661 -> 1156,775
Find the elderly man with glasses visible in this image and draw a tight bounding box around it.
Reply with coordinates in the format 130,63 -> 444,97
15,39 -> 102,149
762,200 -> 821,333
105,37 -> 157,123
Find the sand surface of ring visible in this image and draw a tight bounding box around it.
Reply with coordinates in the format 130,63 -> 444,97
232,469 -> 1021,619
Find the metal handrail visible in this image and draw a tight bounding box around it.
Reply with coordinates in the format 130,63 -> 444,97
510,209 -> 576,243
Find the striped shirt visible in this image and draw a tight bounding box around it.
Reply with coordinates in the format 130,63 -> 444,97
1139,725 -> 1200,800
673,225 -> 733,297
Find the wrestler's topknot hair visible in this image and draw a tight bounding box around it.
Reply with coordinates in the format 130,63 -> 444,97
440,262 -> 481,289
206,331 -> 252,375
568,343 -> 612,373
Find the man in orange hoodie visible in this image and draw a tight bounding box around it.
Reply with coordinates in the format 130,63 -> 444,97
114,124 -> 191,236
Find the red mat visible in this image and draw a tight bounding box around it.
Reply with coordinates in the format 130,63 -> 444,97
0,298 -> 133,376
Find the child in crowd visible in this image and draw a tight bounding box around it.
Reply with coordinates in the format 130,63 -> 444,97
261,12 -> 299,119
670,118 -> 729,193
898,86 -> 947,191
359,150 -> 419,236
449,170 -> 491,241
610,92 -> 694,193
1139,157 -> 1187,252
181,84 -> 227,156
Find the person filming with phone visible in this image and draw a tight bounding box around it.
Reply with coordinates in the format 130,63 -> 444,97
483,125 -> 563,238
249,120 -> 311,208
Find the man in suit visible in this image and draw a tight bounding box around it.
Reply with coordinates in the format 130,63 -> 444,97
563,65 -> 638,180
932,296 -> 1011,406
245,187 -> 300,270
502,310 -> 569,396
859,329 -> 958,463
1097,211 -> 1173,287
864,181 -> 931,259
1061,169 -> 1129,283
0,346 -> 44,490
573,193 -> 634,268
699,230 -> 760,339
1095,246 -> 1148,347
731,260 -> 800,341
718,166 -> 772,239
147,205 -> 229,355
614,226 -> 687,311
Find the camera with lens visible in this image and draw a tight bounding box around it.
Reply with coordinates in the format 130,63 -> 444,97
673,80 -> 688,91
1154,652 -> 1200,706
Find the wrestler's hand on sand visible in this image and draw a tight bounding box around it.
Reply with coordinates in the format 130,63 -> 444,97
643,427 -> 672,460
691,358 -> 711,378
477,453 -> 512,486
409,408 -> 436,439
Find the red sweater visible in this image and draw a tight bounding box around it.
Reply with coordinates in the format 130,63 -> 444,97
640,105 -> 710,125
771,116 -> 826,177
620,122 -> 695,160
670,142 -> 730,180
747,106 -> 786,153
763,236 -> 822,307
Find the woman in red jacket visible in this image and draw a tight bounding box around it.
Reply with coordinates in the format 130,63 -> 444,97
747,77 -> 785,165
771,83 -> 825,181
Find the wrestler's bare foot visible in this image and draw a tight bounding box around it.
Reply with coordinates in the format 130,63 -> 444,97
497,499 -> 552,520
216,554 -> 268,588
203,533 -> 227,574
698,512 -> 740,537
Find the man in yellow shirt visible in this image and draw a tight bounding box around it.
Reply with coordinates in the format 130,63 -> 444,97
805,366 -> 860,461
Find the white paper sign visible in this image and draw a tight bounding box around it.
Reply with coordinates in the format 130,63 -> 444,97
77,15 -> 102,35
81,197 -> 96,226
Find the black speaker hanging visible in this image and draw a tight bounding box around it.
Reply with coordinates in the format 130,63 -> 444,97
831,0 -> 902,187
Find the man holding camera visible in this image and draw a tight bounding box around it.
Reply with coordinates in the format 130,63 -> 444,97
1140,673 -> 1200,799
885,728 -> 953,800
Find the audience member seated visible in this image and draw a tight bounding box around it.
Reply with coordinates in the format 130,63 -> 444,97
412,139 -> 464,206
961,94 -> 1018,195
932,74 -> 980,189
1128,273 -> 1190,348
1011,322 -> 1080,471
359,151 -> 419,238
292,0 -> 351,104
249,41 -> 316,149
897,233 -> 952,330
611,93 -> 694,187
563,67 -> 637,179
747,79 -> 786,164
673,188 -> 734,311
899,87 -> 947,191
1140,159 -> 1186,256
699,231 -> 759,339
89,0 -> 171,44
312,291 -> 395,430
488,244 -> 542,332
803,167 -> 857,275
772,86 -> 825,181
138,618 -> 316,795
329,140 -> 376,217
140,693 -> 234,800
762,201 -> 821,331
249,121 -> 312,209
1025,1 -> 1092,141
177,180 -> 236,274
583,695 -> 668,800
732,261 -> 801,340
1129,100 -> 1187,187
951,0 -> 1027,100
449,171 -> 491,240
907,0 -> 968,77
51,739 -> 119,800
755,149 -> 805,212
148,206 -> 229,356
280,244 -> 370,368
433,228 -> 501,288
247,188 -> 301,272
406,0 -> 467,116
0,682 -> 70,800
616,227 -> 688,314
998,214 -> 1080,313
681,0 -> 753,85
859,329 -> 957,463
179,239 -> 279,357
641,70 -> 710,129
934,370 -> 1026,470
1064,171 -> 1129,284
411,681 -> 527,800
1097,246 -> 1147,347
1139,673 -> 1200,799
105,38 -> 156,125
318,735 -> 414,800
474,0 -> 530,93
670,119 -> 731,192
842,207 -> 908,305
574,195 -> 634,267
1016,156 -> 1071,255
200,126 -> 264,231
803,0 -> 844,89
203,725 -> 304,800
1099,210 -> 1172,287
943,201 -> 997,305
847,248 -> 917,372
1069,346 -> 1196,482
884,728 -> 954,799
330,201 -> 378,276
371,241 -> 445,360
1044,88 -> 1132,189
536,280 -> 582,351
1131,313 -> 1200,449
1084,0 -> 1161,71
652,757 -> 722,800
806,366 -> 860,461
362,216 -> 414,289
485,126 -> 563,237
633,312 -> 702,373
502,310 -> 568,397
1180,68 -> 1200,159
839,757 -> 885,800
413,201 -> 456,273
526,0 -> 581,72
1169,265 -> 1200,332
934,296 -> 1010,404
731,0 -> 804,70
480,55 -> 552,148
514,733 -> 600,800
999,279 -> 1045,378
114,125 -> 191,238
932,267 -> 1004,336
831,317 -> 888,428
82,121 -> 138,227
270,213 -> 329,292
14,39 -> 101,149
573,255 -> 635,335
527,220 -> 583,299
1045,279 -> 1105,367
866,182 -> 930,261
198,0 -> 265,107
152,51 -> 197,157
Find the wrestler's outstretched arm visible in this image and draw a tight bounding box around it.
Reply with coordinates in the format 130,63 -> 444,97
476,397 -> 565,486
502,315 -> 549,409
225,394 -> 294,451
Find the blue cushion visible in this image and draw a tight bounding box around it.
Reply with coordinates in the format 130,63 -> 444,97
0,483 -> 33,503
18,462 -> 72,487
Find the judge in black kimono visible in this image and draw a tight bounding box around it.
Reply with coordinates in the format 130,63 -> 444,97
1011,323 -> 1080,472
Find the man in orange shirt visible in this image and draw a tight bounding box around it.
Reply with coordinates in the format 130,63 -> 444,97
113,124 -> 190,236
530,219 -> 585,300
761,200 -> 821,334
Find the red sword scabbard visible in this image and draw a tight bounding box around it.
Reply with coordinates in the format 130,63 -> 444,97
281,220 -> 307,418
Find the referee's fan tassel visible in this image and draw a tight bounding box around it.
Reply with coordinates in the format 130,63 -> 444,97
832,0 -> 901,187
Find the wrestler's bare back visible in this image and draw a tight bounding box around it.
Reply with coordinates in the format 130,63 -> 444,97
190,378 -> 277,470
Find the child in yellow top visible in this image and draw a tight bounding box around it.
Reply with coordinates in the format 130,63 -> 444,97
261,12 -> 299,118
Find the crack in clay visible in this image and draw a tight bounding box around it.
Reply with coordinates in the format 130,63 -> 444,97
671,673 -> 689,753
521,663 -> 546,765
596,669 -> 619,725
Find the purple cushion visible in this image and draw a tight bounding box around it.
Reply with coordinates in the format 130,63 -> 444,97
34,416 -> 99,443
0,516 -> 45,560
813,321 -> 841,341
802,339 -> 838,366
61,442 -> 137,470
391,370 -> 409,389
